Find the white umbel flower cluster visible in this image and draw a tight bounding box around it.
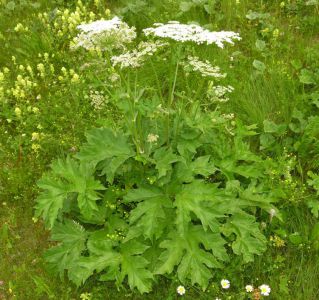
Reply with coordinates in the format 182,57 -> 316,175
87,90 -> 108,110
183,56 -> 226,78
143,21 -> 241,48
207,84 -> 234,103
72,17 -> 136,50
111,40 -> 168,69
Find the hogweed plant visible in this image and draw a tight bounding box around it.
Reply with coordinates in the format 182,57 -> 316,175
34,17 -> 279,293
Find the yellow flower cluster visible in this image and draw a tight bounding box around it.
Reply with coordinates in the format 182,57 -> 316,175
270,235 -> 285,248
14,22 -> 29,33
37,0 -> 111,39
58,67 -> 81,84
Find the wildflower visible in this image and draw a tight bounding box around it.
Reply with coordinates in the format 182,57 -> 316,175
31,132 -> 40,141
270,235 -> 285,248
147,133 -> 159,143
143,21 -> 241,48
259,284 -> 271,296
14,107 -> 21,117
73,17 -> 136,51
273,29 -> 280,39
14,23 -> 25,32
32,107 -> 39,113
182,56 -> 226,78
89,90 -> 108,110
80,292 -> 92,300
111,40 -> 167,69
207,84 -> 234,103
221,279 -> 230,289
177,285 -> 186,296
37,63 -> 45,73
31,143 -> 41,151
245,285 -> 254,292
109,72 -> 120,82
71,73 -> 80,83
269,208 -> 276,222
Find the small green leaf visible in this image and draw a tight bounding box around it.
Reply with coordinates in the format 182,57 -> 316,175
255,39 -> 266,51
253,59 -> 266,72
263,120 -> 287,135
289,232 -> 303,245
299,69 -> 316,85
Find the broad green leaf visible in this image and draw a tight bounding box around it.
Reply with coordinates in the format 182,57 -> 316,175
120,241 -> 153,293
299,69 -> 316,85
190,155 -> 216,177
157,226 -> 227,289
175,181 -> 225,233
180,1 -> 194,12
129,195 -> 173,240
263,120 -> 287,135
153,148 -> 180,178
307,199 -> 319,218
124,186 -> 164,203
35,158 -> 105,226
77,237 -> 152,293
35,177 -> 68,229
44,220 -> 87,277
224,214 -> 266,262
76,128 -> 135,182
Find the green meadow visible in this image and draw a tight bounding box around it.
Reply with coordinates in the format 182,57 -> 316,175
0,1 -> 318,299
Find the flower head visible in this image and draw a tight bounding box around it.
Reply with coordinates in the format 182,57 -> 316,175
259,284 -> 271,296
72,17 -> 136,51
177,285 -> 186,296
245,285 -> 254,293
143,21 -> 241,48
147,133 -> 159,143
221,279 -> 230,289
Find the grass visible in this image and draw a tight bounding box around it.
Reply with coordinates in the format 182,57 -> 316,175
0,0 -> 319,299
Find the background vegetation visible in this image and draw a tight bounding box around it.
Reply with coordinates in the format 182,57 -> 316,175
0,0 -> 318,299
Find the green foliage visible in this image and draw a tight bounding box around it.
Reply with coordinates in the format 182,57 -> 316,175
1,0 -> 319,298
35,99 -> 278,292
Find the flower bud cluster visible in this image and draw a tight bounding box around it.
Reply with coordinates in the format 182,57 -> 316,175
38,0 -> 111,40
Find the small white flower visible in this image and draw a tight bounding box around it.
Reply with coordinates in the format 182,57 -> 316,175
245,285 -> 254,293
259,284 -> 271,296
177,285 -> 186,296
221,279 -> 230,289
269,208 -> 276,217
147,133 -> 159,143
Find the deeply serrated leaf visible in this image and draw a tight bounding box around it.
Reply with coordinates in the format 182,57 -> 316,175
224,213 -> 266,262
